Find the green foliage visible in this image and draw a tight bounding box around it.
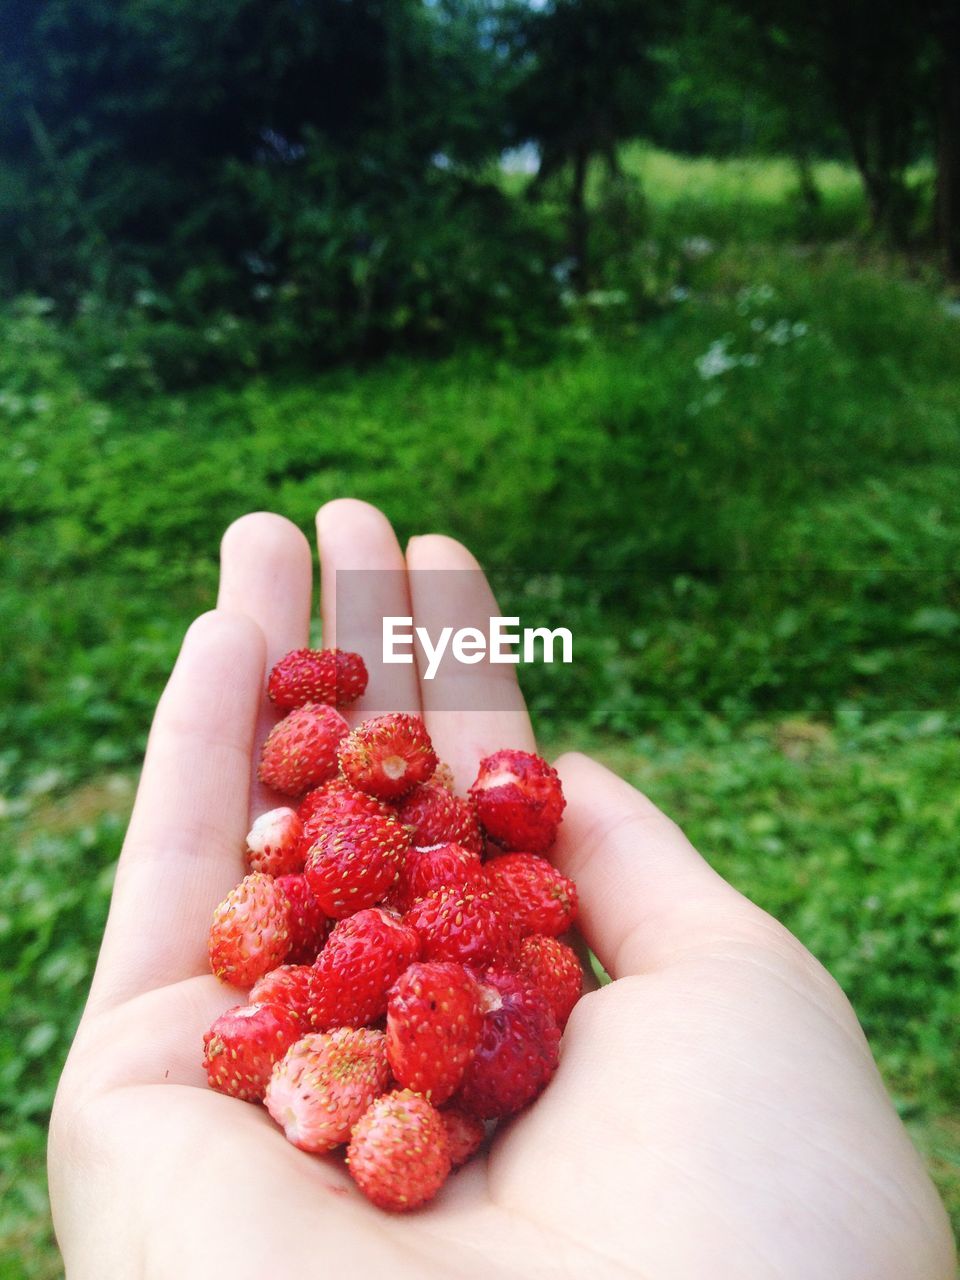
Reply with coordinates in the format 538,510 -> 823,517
1,0 -> 555,358
2,185 -> 959,792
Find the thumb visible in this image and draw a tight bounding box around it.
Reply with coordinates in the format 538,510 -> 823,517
551,753 -> 748,978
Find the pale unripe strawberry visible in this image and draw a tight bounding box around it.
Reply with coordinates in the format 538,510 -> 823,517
265,1028 -> 388,1153
347,1089 -> 451,1212
208,872 -> 291,988
245,806 -> 304,877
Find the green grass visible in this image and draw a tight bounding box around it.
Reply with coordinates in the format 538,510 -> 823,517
623,144 -> 868,241
624,146 -> 863,205
2,150 -> 959,1272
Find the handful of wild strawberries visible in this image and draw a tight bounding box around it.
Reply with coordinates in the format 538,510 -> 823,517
203,647 -> 581,1212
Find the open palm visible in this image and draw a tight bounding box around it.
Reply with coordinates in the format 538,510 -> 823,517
50,501 -> 953,1279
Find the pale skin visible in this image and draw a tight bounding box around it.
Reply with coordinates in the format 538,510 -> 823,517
49,500 -> 955,1279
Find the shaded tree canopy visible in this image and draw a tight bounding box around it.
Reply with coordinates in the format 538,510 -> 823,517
0,0 -> 957,337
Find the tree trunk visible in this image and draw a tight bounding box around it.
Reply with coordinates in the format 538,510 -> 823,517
934,16 -> 960,278
569,142 -> 589,291
795,151 -> 822,212
846,127 -> 910,244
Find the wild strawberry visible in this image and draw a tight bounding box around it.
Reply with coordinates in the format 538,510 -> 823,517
304,812 -> 408,918
347,1089 -> 451,1212
299,777 -> 392,836
202,1002 -> 301,1101
386,961 -> 484,1105
486,853 -> 578,939
517,935 -> 583,1028
249,965 -> 319,1023
394,781 -> 483,855
392,841 -> 485,913
265,1028 -> 388,1154
311,908 -> 421,1030
439,1106 -> 486,1169
274,873 -> 329,963
404,884 -> 504,968
456,970 -> 560,1119
338,713 -> 437,800
469,750 -> 565,853
208,872 -> 290,987
258,702 -> 349,797
245,807 -> 304,877
267,647 -> 368,710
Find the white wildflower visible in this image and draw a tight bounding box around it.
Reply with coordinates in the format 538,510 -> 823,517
695,337 -> 738,379
682,236 -> 714,259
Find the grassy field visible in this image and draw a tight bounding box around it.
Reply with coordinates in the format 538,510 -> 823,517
1,150 -> 959,1274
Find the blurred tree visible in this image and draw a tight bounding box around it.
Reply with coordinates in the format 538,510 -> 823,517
503,0 -> 669,287
0,0 -> 519,306
717,0 -> 926,244
929,2 -> 960,275
645,1 -> 842,217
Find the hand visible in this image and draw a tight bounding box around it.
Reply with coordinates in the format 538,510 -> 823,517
50,501 -> 954,1279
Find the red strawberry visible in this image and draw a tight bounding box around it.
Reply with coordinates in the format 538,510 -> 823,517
404,884 -> 504,969
202,1002 -> 302,1101
394,780 -> 483,855
386,961 -> 484,1105
310,908 -> 421,1030
304,812 -> 408,918
456,970 -> 560,1119
258,703 -> 349,797
469,750 -> 565,853
486,853 -> 578,939
347,1089 -> 451,1212
392,841 -> 485,913
439,1106 -> 486,1169
208,872 -> 291,987
245,806 -> 304,877
274,873 -> 329,963
299,777 -> 392,836
338,713 -> 437,800
265,1028 -> 388,1153
517,935 -> 583,1028
267,648 -> 368,710
249,965 -> 319,1023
